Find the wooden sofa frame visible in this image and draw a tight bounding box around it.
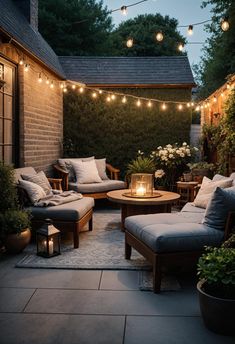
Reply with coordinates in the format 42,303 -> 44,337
53,163 -> 121,199
125,211 -> 235,293
17,172 -> 93,249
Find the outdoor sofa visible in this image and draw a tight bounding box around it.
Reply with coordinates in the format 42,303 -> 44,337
53,156 -> 126,199
125,173 -> 235,292
14,167 -> 94,248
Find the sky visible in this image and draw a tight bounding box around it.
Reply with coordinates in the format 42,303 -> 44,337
103,0 -> 213,67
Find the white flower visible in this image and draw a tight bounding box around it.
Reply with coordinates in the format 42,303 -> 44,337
157,146 -> 162,150
180,153 -> 185,157
155,169 -> 165,179
183,142 -> 187,146
176,150 -> 181,154
166,144 -> 172,148
169,154 -> 173,158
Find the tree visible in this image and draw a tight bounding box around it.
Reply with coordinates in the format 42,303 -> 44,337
38,0 -> 113,56
109,14 -> 186,56
195,0 -> 235,99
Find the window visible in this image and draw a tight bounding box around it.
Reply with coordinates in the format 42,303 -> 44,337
0,58 -> 17,164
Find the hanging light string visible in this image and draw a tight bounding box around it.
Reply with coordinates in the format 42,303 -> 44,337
178,19 -> 212,28
111,0 -> 148,13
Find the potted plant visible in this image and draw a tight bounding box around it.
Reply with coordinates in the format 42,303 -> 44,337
126,155 -> 156,186
187,161 -> 215,183
0,161 -> 31,253
197,236 -> 235,335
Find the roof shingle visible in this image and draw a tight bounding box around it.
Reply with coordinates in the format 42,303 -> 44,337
59,56 -> 195,86
0,0 -> 65,78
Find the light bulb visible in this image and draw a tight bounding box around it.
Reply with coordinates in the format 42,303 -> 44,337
72,84 -> 76,89
92,92 -> 97,98
63,87 -> 67,93
106,96 -> 111,102
178,43 -> 184,52
111,94 -> 116,100
79,87 -> 84,93
126,38 -> 133,48
200,105 -> 204,109
187,25 -> 193,35
99,90 -> 103,94
136,99 -> 141,107
187,102 -> 190,107
161,103 -> 166,110
178,104 -> 183,110
156,31 -> 164,42
50,81 -> 54,89
221,92 -> 224,97
191,102 -> 194,107
213,96 -> 217,103
38,73 -> 42,83
227,83 -> 231,89
122,96 -> 127,103
221,18 -> 229,31
121,5 -> 127,15
195,106 -> 200,111
24,64 -> 29,72
19,59 -> 24,65
147,101 -> 152,108
46,78 -> 50,85
60,83 -> 64,89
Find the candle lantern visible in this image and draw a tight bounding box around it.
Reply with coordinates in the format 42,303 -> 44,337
131,173 -> 153,197
36,219 -> 61,258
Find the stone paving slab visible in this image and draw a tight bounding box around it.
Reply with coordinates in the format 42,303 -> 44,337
0,287 -> 35,312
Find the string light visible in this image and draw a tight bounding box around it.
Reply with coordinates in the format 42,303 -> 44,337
178,43 -> 184,52
126,38 -> 134,48
72,84 -> 76,89
121,5 -> 127,15
187,102 -> 190,108
122,96 -> 127,103
106,96 -> 111,102
50,81 -> 54,89
99,90 -> 103,94
187,25 -> 193,35
161,103 -> 166,110
156,31 -> 164,42
46,78 -> 50,85
38,73 -> 42,83
111,94 -> 116,100
60,83 -> 64,89
221,17 -> 229,31
63,87 -> 67,93
213,96 -> 217,103
79,86 -> 84,93
191,102 -> 194,107
24,64 -> 29,72
92,92 -> 97,98
147,101 -> 152,108
19,58 -> 24,65
178,104 -> 183,110
136,99 -> 141,107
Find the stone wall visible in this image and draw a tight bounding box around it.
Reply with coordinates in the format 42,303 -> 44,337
0,43 -> 63,173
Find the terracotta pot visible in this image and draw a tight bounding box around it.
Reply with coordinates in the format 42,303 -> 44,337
197,280 -> 235,336
4,228 -> 31,254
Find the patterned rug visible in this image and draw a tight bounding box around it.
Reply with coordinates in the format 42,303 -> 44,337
16,210 -> 151,270
16,209 -> 180,291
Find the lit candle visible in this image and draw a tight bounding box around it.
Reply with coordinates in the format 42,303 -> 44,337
136,182 -> 146,196
43,239 -> 54,255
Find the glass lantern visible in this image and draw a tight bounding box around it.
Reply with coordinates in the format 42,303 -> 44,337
130,173 -> 153,197
36,219 -> 61,258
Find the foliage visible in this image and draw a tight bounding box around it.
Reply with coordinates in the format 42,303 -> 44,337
150,142 -> 198,189
110,14 -> 186,56
194,0 -> 235,99
39,0 -> 113,55
63,88 -> 192,177
0,162 -> 31,238
222,234 -> 235,248
197,246 -> 235,299
0,161 -> 18,211
187,161 -> 215,171
126,156 -> 156,180
0,210 -> 31,235
199,90 -> 235,173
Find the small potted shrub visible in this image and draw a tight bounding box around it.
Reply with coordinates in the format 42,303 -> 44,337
197,237 -> 235,335
0,161 -> 31,253
187,161 -> 215,183
126,155 -> 156,186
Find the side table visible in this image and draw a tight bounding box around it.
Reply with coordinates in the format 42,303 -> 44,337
176,181 -> 199,206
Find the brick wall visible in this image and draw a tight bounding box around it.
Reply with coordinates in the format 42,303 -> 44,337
0,44 -> 63,174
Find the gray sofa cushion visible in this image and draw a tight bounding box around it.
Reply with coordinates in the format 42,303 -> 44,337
27,197 -> 94,221
14,167 -> 36,183
125,212 -> 224,253
69,180 -> 126,193
203,186 -> 235,231
181,202 -> 205,213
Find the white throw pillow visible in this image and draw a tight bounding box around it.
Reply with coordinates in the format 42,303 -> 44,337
193,176 -> 233,208
19,180 -> 46,204
72,160 -> 102,184
95,158 -> 109,180
21,171 -> 52,195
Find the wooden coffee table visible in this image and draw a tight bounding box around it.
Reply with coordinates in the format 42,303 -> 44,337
107,189 -> 180,230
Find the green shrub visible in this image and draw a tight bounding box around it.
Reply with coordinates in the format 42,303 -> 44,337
0,161 -> 18,211
0,210 -> 31,235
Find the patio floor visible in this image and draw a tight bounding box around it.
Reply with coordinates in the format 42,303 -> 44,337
0,208 -> 234,344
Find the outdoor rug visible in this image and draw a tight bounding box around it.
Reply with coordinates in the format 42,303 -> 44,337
16,209 -> 180,291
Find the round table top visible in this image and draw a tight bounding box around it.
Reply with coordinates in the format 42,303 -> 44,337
107,189 -> 180,206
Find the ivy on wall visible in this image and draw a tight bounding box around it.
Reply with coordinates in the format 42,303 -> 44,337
63,88 -> 192,175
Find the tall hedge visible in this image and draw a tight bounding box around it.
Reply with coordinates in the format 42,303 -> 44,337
63,88 -> 192,175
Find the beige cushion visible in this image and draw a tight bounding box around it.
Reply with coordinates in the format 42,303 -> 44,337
193,176 -> 233,208
58,157 -> 94,181
71,160 -> 102,184
95,158 -> 109,180
21,171 -> 52,195
19,180 -> 46,204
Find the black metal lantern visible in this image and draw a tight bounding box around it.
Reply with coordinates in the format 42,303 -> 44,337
36,219 -> 61,258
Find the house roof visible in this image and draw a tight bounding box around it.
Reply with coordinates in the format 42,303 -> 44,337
59,56 -> 195,87
0,0 -> 65,78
